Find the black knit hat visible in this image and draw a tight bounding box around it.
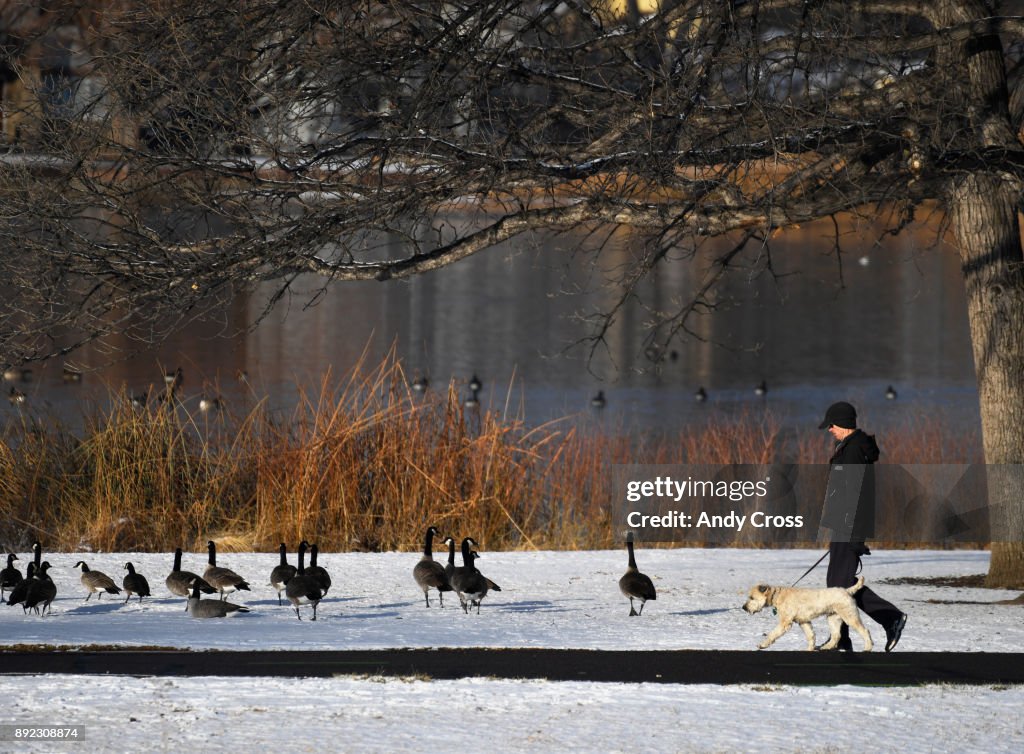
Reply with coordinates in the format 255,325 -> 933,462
818,401 -> 857,430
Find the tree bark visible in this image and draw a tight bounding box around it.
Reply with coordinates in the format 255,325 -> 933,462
936,1 -> 1024,587
949,174 -> 1024,588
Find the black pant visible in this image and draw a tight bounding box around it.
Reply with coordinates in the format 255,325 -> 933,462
826,541 -> 902,638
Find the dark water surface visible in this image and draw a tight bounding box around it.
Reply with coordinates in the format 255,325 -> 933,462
5,223 -> 980,439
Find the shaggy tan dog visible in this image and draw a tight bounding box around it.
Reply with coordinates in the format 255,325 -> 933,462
742,576 -> 873,651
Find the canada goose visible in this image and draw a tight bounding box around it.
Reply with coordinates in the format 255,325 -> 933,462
24,562 -> 56,616
269,543 -> 297,606
619,533 -> 656,616
204,540 -> 251,600
62,366 -> 83,383
130,392 -> 148,410
413,526 -> 451,607
198,396 -> 221,413
695,386 -> 707,402
6,562 -> 35,611
122,562 -> 151,603
29,541 -> 42,592
886,385 -> 898,400
165,367 -> 183,390
443,536 -> 457,582
8,386 -> 26,405
166,548 -> 216,610
450,537 -> 490,614
591,391 -> 606,409
285,541 -> 322,620
187,578 -> 251,618
755,380 -> 768,396
74,561 -> 121,601
469,374 -> 482,393
1,553 -> 22,599
464,390 -> 479,408
306,543 -> 331,596
469,551 -> 502,593
412,375 -> 429,392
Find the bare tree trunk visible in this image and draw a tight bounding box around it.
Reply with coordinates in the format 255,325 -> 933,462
935,0 -> 1024,588
949,174 -> 1024,588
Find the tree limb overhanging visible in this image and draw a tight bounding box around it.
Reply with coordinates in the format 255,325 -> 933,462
0,0 -> 1022,364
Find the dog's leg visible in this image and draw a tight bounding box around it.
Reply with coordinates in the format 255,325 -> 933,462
819,614 -> 844,650
839,606 -> 874,652
758,617 -> 792,649
798,621 -> 817,651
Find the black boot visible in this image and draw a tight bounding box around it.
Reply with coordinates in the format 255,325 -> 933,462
885,613 -> 908,652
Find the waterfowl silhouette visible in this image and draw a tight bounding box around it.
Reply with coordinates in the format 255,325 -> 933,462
413,526 -> 452,608
619,532 -> 656,616
1,553 -> 22,600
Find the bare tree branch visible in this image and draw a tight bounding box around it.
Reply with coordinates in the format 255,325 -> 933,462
0,0 -> 1023,368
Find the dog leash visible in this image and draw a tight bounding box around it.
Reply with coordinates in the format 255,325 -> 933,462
791,549 -> 829,587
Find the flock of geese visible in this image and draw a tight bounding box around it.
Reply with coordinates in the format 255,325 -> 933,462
6,363 -> 903,416
413,527 -> 502,613
2,530 -> 659,621
2,540 -> 317,620
692,382 -> 898,403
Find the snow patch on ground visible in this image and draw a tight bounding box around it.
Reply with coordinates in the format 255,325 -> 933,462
3,675 -> 1023,754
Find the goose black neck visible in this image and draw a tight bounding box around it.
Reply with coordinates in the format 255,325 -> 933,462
190,580 -> 202,599
423,528 -> 435,558
461,538 -> 475,571
297,544 -> 307,574
207,542 -> 217,566
33,542 -> 41,568
126,563 -> 136,574
310,545 -> 319,567
79,562 -> 91,573
626,539 -> 637,570
173,548 -> 183,572
279,544 -> 288,566
446,539 -> 455,566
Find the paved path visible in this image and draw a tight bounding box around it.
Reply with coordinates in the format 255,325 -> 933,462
2,648 -> 1022,685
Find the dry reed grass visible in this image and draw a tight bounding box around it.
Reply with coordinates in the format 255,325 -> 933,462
0,352 -> 981,553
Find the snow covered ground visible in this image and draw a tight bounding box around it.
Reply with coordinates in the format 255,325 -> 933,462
1,547 -> 1020,651
4,674 -> 1022,754
3,547 -> 1023,752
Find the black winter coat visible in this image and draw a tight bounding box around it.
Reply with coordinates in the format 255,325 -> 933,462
821,429 -> 880,541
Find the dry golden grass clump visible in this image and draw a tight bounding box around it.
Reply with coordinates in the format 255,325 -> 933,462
0,352 -> 981,553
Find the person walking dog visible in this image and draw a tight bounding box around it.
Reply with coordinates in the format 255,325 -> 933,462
819,401 -> 908,652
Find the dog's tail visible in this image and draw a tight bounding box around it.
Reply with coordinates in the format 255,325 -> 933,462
846,575 -> 865,595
